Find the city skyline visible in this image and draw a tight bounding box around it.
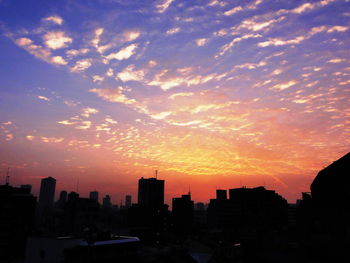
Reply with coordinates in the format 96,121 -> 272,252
1,0 -> 349,204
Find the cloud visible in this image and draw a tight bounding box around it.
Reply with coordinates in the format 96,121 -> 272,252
258,37 -> 303,47
271,81 -> 297,91
90,87 -> 136,105
41,136 -> 64,143
224,0 -> 262,16
82,107 -> 99,118
64,100 -> 80,107
327,58 -> 345,63
43,31 -> 73,50
92,75 -> 105,83
5,134 -> 14,141
327,26 -> 349,33
148,60 -> 157,67
15,37 -> 33,46
105,117 -> 118,124
70,59 -> 92,72
75,121 -> 92,130
235,17 -> 285,32
51,56 -> 68,65
37,95 -> 50,101
105,44 -> 138,61
43,15 -> 63,25
272,69 -> 283,75
208,0 -> 227,7
66,48 -> 90,57
106,68 -> 114,77
168,92 -> 194,99
150,111 -> 172,120
224,6 -> 243,16
116,65 -> 145,82
156,0 -> 174,13
15,38 -> 52,62
218,34 -> 262,56
166,27 -> 181,35
91,28 -> 113,54
257,26 -> 328,47
26,135 -> 35,141
124,31 -> 141,41
195,38 -> 208,46
234,61 -> 267,70
57,120 -> 75,125
292,3 -> 315,14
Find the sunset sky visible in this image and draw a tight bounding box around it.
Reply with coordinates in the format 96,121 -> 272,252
0,0 -> 349,205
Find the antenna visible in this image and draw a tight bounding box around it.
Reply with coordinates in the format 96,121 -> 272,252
76,177 -> 79,193
155,170 -> 158,179
188,184 -> 191,195
5,167 -> 10,185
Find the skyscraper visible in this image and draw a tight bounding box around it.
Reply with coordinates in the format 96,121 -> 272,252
89,191 -> 99,203
38,176 -> 56,209
138,177 -> 164,210
102,195 -> 112,208
0,184 -> 36,259
172,193 -> 194,233
125,195 -> 132,208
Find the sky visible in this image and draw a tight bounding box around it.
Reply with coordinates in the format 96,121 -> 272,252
0,0 -> 349,205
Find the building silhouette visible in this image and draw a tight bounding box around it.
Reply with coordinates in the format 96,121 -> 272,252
172,193 -> 194,234
208,187 -> 288,231
125,195 -> 132,208
56,190 -> 67,208
297,152 -> 350,261
0,184 -> 36,260
138,177 -> 164,210
63,192 -> 100,235
216,189 -> 227,200
89,191 -> 99,203
20,184 -> 32,193
38,176 -> 56,210
102,194 -> 112,208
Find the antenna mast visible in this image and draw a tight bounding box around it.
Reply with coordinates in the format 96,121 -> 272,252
155,170 -> 158,179
5,167 -> 10,185
76,177 -> 79,193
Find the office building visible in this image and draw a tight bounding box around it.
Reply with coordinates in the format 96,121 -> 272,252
89,191 -> 99,203
20,184 -> 32,194
138,177 -> 164,210
56,190 -> 67,208
102,195 -> 112,208
216,189 -> 227,200
38,176 -> 56,209
172,194 -> 194,233
0,184 -> 36,259
125,195 -> 132,208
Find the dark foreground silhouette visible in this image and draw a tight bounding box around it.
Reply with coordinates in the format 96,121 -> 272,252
0,152 -> 349,263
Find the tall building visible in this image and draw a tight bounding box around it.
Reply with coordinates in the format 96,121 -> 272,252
89,191 -> 99,203
38,177 -> 56,209
138,177 -> 164,210
56,190 -> 67,208
216,189 -> 227,200
64,192 -> 99,234
0,184 -> 36,259
20,184 -> 32,194
125,195 -> 132,208
172,193 -> 194,233
208,187 -> 288,230
102,195 -> 112,208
